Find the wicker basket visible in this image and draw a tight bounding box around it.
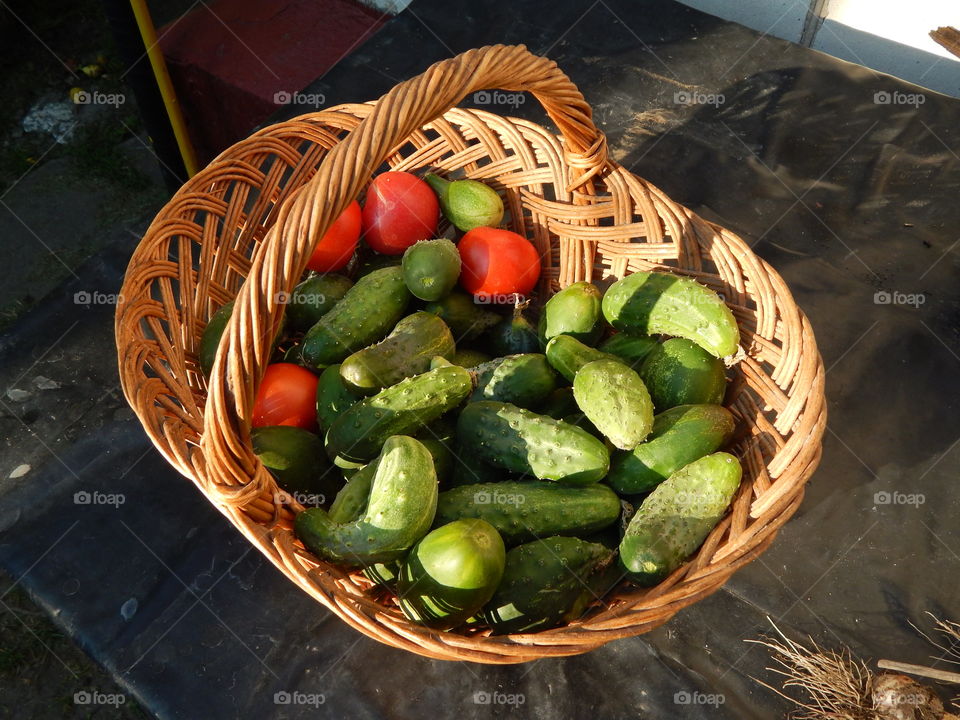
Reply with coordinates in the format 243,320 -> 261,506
115,44 -> 826,663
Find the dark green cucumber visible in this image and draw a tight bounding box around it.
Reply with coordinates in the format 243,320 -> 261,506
251,425 -> 338,500
434,481 -> 621,546
480,536 -> 616,634
327,365 -> 473,461
620,452 -> 742,585
294,435 -> 438,566
573,359 -> 654,450
486,304 -> 540,355
639,338 -> 727,411
601,271 -> 740,357
448,348 -> 492,368
339,312 -> 455,395
599,333 -> 659,368
417,417 -> 456,484
457,401 -> 610,485
424,291 -> 500,341
545,334 -> 625,382
470,354 -> 558,409
540,387 -> 580,420
198,301 -> 234,377
284,274 -> 353,332
401,238 -> 462,301
315,364 -> 361,432
363,561 -> 401,588
608,404 -> 735,494
398,519 -> 506,629
354,252 -> 402,279
448,451 -> 509,486
539,282 -> 603,346
301,266 -> 410,368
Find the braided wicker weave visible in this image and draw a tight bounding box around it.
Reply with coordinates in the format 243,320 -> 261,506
115,44 -> 826,663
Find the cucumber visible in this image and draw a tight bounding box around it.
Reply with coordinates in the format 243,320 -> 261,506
284,274 -> 353,332
539,281 -> 603,346
608,404 -> 735,494
448,450 -> 509,486
639,338 -> 727,411
328,459 -> 376,523
354,252 -> 402,279
470,354 -> 558,409
448,348 -> 492,368
601,271 -> 740,357
620,452 -> 742,585
480,536 -> 615,634
457,401 -> 610,485
424,174 -> 504,231
540,387 -> 580,420
486,304 -> 540,355
301,266 -> 410,368
573,359 -> 654,450
315,364 -> 361,432
417,417 -> 456,484
434,481 -> 621,546
363,560 -> 401,588
401,239 -> 461,301
398,519 -> 506,629
327,365 -> 473,461
198,301 -> 235,377
251,425 -> 338,500
545,334 -> 625,382
599,333 -> 659,368
424,291 -> 500,341
340,312 -> 455,395
294,435 -> 438,566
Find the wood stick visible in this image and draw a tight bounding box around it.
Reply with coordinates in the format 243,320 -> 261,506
930,27 -> 960,60
877,659 -> 960,684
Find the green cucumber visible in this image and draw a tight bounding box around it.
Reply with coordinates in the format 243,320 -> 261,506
434,481 -> 621,546
540,387 -> 580,420
424,291 -> 500,341
480,536 -> 615,634
401,238 -> 462,301
340,312 -> 455,395
327,365 -> 473,461
457,401 -> 610,485
545,334 -> 625,382
539,281 -> 603,346
601,271 -> 739,357
486,304 -> 540,355
294,435 -> 438,566
470,354 -> 558,409
598,333 -> 659,368
639,338 -> 727,411
417,417 -> 456,484
363,561 -> 401,588
448,348 -> 492,368
448,451 -> 509,486
608,404 -> 735,494
573,359 -> 654,450
328,459 -> 376,523
199,301 -> 235,377
398,519 -> 506,629
301,266 -> 410,368
251,425 -> 338,500
424,174 -> 504,231
284,274 -> 353,332
315,364 -> 361,432
620,452 -> 742,585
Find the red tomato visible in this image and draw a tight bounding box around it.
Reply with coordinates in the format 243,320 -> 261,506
252,363 -> 318,431
362,171 -> 439,254
307,200 -> 361,272
458,227 -> 541,301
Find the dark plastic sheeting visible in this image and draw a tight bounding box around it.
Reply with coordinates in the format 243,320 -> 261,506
1,0 -> 959,718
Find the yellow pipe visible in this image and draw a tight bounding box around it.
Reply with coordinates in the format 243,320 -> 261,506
128,0 -> 200,178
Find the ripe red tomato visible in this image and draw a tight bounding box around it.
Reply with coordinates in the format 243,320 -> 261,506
362,171 -> 439,254
307,200 -> 361,272
458,227 -> 541,301
252,363 -> 318,431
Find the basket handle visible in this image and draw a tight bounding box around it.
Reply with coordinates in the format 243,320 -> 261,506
201,44 -> 608,507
